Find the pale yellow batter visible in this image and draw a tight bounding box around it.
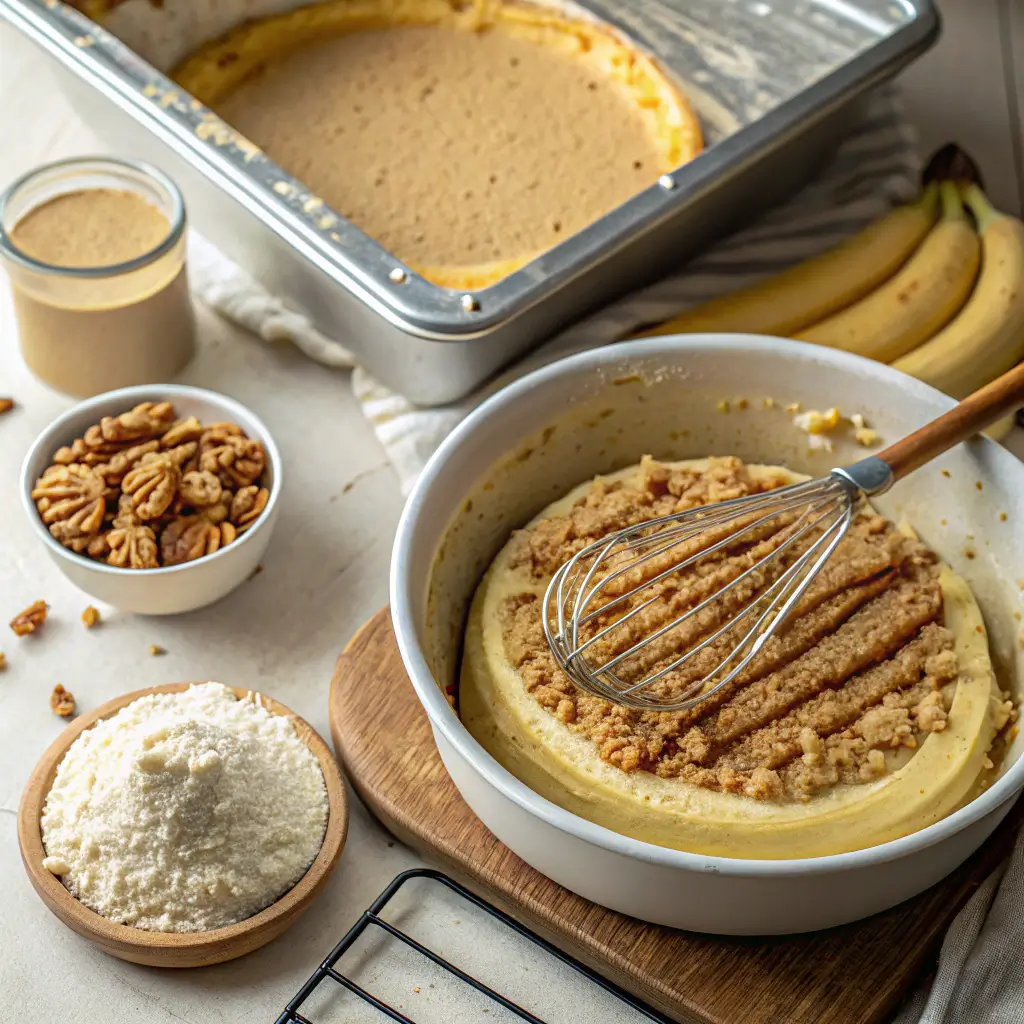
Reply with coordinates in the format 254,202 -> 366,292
460,458 -> 1010,859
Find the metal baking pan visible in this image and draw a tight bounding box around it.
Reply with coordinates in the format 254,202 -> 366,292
1,0 -> 938,404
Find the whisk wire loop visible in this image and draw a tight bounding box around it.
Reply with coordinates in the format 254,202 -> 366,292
542,472 -> 860,712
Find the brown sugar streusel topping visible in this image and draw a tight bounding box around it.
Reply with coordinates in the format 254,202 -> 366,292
499,456 -> 964,803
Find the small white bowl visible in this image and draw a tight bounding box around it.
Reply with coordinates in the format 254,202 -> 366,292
21,384 -> 282,615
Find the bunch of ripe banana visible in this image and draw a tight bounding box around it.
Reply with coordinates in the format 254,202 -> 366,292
634,148 -> 1024,439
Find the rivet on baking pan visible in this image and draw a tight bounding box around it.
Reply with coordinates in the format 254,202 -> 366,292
389,268 -> 408,284
461,295 -> 480,312
658,174 -> 677,191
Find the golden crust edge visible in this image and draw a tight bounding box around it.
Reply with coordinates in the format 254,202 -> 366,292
167,0 -> 702,290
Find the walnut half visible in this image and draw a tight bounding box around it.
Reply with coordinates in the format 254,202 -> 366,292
32,465 -> 108,547
122,454 -> 181,521
161,515 -> 237,565
99,401 -> 174,443
107,521 -> 160,569
230,486 -> 270,533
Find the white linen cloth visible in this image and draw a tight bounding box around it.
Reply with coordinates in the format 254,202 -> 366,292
186,85 -> 1024,1021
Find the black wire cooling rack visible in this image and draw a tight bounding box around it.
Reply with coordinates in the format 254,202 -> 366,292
274,868 -> 671,1024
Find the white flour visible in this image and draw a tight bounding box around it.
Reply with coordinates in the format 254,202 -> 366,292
41,682 -> 329,932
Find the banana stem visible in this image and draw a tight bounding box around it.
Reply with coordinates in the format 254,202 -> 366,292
939,180 -> 966,222
961,182 -> 1004,234
916,181 -> 940,217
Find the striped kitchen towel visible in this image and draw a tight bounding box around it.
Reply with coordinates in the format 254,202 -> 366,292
190,84 -> 920,494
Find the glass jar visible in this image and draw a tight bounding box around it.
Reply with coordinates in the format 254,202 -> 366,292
0,156 -> 196,397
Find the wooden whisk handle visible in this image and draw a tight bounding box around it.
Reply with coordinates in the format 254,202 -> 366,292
877,361 -> 1024,481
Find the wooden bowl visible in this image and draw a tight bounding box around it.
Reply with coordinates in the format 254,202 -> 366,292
18,683 -> 348,968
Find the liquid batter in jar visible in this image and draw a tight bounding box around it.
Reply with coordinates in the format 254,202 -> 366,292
0,158 -> 195,397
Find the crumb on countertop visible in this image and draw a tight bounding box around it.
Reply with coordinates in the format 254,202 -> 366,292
0,398 -> 14,415
10,600 -> 48,637
81,606 -> 101,629
715,399 -> 730,413
0,651 -> 6,671
149,644 -> 166,657
50,684 -> 75,718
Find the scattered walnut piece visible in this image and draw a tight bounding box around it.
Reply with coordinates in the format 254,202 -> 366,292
149,644 -> 166,657
0,397 -> 14,415
50,684 -> 75,718
10,600 -> 48,637
81,606 -> 101,629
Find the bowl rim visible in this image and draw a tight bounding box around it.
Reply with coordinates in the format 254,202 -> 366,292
18,681 -> 348,958
20,383 -> 282,577
391,333 -> 1024,879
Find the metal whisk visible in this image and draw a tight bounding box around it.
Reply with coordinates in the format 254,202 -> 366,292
543,363 -> 1024,712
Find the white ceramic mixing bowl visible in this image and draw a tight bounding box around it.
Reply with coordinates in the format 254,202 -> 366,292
391,335 -> 1024,935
